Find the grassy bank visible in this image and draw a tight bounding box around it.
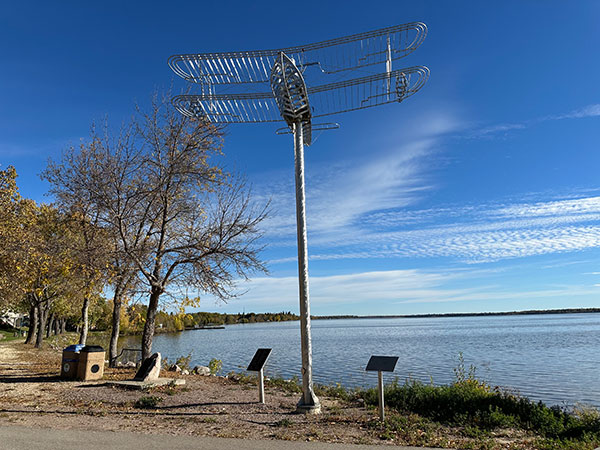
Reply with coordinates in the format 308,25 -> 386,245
360,379 -> 600,449
228,356 -> 600,449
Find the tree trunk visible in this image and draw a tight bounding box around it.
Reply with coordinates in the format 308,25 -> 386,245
61,318 -> 66,334
54,317 -> 60,335
108,284 -> 123,368
141,286 -> 162,360
79,296 -> 90,345
46,313 -> 54,338
35,303 -> 48,348
25,303 -> 37,345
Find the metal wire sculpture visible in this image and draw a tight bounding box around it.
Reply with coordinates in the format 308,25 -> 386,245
169,22 -> 427,85
172,66 -> 428,122
169,22 -> 429,414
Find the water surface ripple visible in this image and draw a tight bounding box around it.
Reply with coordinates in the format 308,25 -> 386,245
146,313 -> 600,408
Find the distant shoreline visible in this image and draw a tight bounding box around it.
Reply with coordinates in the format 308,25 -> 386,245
312,307 -> 600,321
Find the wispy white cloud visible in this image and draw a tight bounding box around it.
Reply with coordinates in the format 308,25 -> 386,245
491,197 -> 600,218
256,110 -> 459,243
266,194 -> 600,264
469,123 -> 527,138
548,104 -> 600,120
467,103 -> 600,139
254,104 -> 600,266
202,268 -> 599,314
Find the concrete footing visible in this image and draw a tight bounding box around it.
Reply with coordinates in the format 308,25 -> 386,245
105,378 -> 185,390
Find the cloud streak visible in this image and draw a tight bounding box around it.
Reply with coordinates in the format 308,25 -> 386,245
255,104 -> 600,266
201,268 -> 599,314
266,195 -> 600,264
467,103 -> 600,139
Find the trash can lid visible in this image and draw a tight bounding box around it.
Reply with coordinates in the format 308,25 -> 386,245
64,344 -> 85,352
81,345 -> 105,353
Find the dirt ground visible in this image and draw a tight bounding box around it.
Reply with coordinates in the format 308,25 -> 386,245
0,341 -> 405,446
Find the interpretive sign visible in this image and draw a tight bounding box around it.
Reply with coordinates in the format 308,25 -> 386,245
366,355 -> 399,372
247,348 -> 272,404
247,348 -> 272,372
366,355 -> 398,421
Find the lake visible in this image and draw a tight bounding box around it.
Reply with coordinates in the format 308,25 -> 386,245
135,313 -> 600,408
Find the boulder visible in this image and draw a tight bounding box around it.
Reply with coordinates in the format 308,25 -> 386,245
192,365 -> 211,376
133,352 -> 161,381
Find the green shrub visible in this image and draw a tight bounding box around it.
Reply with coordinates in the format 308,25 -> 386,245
176,353 -> 192,371
362,375 -> 600,442
134,395 -> 163,409
266,375 -> 302,394
208,358 -> 222,375
314,382 -> 354,401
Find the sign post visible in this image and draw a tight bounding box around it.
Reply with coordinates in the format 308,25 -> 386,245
366,355 -> 399,421
247,348 -> 272,404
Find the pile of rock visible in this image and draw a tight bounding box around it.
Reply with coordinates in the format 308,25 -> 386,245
115,361 -> 137,368
167,364 -> 211,376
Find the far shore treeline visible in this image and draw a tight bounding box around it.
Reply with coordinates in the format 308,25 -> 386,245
119,307 -> 299,334
313,307 -> 600,320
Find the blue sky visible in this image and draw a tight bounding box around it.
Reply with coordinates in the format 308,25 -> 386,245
2,1 -> 600,315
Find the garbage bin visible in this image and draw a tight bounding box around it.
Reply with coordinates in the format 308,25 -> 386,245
61,344 -> 84,379
77,345 -> 105,381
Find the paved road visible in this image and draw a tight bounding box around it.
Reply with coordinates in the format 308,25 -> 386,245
0,425 -> 448,450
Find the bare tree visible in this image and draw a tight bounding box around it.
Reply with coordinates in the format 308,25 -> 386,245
44,126 -> 137,358
45,93 -> 269,360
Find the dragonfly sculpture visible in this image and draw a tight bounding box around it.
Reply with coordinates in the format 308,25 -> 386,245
169,22 -> 429,413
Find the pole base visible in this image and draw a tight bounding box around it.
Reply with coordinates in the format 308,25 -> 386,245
296,397 -> 321,415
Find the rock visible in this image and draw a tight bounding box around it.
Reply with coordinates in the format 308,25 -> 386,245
133,352 -> 161,381
124,361 -> 136,368
192,365 -> 211,376
181,369 -> 190,375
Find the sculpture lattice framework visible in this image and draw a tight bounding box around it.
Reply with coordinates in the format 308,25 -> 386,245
169,22 -> 429,144
169,22 -> 429,413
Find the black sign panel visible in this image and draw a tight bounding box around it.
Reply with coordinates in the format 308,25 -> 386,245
247,348 -> 272,371
365,355 -> 398,372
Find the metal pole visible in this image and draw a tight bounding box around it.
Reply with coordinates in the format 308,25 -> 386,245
258,368 -> 265,404
293,121 -> 320,414
378,371 -> 385,421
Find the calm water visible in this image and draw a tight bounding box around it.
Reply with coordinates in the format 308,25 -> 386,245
134,313 -> 600,408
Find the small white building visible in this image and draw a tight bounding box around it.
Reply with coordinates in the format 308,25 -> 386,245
0,311 -> 26,328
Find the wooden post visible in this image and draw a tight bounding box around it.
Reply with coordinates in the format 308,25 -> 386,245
378,370 -> 385,421
259,368 -> 265,404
